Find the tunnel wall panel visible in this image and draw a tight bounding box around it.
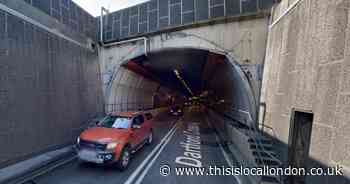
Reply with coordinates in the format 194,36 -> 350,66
206,55 -> 257,124
0,2 -> 103,168
103,59 -> 161,113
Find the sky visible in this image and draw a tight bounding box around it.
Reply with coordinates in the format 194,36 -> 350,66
72,0 -> 149,17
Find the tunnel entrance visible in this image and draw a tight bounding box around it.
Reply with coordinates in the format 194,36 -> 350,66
91,47 -> 266,184
125,48 -> 224,96
108,47 -> 258,126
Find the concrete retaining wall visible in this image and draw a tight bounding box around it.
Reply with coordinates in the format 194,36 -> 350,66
0,1 -> 103,168
260,0 -> 350,182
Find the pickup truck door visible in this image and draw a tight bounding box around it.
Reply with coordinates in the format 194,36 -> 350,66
130,116 -> 143,148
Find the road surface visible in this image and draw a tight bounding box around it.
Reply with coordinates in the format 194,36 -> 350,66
32,109 -> 239,184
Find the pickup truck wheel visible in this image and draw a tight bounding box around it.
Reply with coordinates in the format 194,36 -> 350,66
116,147 -> 130,171
146,130 -> 153,145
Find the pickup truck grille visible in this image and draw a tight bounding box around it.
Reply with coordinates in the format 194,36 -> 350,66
79,139 -> 106,151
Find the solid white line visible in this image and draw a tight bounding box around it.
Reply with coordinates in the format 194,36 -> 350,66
215,135 -> 232,167
207,117 -> 242,184
134,124 -> 178,184
215,135 -> 242,184
124,121 -> 179,184
20,155 -> 77,183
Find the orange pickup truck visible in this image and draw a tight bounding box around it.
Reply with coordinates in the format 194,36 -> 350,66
76,111 -> 154,170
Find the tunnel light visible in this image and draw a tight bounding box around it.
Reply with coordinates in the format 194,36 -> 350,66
217,99 -> 225,104
174,69 -> 180,76
173,69 -> 194,96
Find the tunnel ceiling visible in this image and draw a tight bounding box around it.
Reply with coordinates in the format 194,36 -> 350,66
126,48 -> 212,96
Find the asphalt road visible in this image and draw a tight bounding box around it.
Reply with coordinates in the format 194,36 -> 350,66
32,109 -> 239,184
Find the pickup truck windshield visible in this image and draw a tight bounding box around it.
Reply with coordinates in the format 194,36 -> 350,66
98,116 -> 131,129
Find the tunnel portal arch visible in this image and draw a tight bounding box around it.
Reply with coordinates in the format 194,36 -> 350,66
103,45 -> 258,127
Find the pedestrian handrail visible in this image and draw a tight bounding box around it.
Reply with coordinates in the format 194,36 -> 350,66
227,107 -> 283,184
259,123 -> 278,140
105,103 -> 170,114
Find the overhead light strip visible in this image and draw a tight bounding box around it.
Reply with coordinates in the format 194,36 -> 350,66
174,69 -> 194,96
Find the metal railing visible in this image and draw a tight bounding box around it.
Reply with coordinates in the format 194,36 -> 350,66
259,123 -> 278,140
105,103 -> 154,113
223,107 -> 283,184
104,103 -> 172,114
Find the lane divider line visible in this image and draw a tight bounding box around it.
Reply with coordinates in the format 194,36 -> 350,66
134,123 -> 178,184
124,119 -> 180,184
206,117 -> 242,184
16,155 -> 77,184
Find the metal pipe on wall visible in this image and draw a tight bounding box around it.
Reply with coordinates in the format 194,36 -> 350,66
269,0 -> 302,29
100,7 -> 110,43
103,37 -> 149,56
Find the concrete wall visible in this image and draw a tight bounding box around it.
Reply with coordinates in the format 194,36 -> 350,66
261,0 -> 350,182
0,1 -> 103,167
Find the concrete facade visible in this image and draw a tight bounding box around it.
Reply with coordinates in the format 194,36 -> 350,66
260,0 -> 350,182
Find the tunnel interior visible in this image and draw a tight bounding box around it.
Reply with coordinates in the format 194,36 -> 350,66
116,48 -> 257,126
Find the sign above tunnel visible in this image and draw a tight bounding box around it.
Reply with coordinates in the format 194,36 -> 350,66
101,0 -> 274,42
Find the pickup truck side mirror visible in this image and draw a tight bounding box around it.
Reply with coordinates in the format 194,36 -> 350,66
88,120 -> 99,128
132,125 -> 141,129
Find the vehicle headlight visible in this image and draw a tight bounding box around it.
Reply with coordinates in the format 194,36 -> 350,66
77,137 -> 80,144
106,142 -> 118,150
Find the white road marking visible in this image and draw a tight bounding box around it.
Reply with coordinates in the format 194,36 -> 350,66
134,123 -> 178,184
20,155 -> 77,183
215,135 -> 242,184
124,120 -> 179,184
207,117 -> 242,184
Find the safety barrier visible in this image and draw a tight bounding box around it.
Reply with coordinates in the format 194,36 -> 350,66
208,107 -> 283,184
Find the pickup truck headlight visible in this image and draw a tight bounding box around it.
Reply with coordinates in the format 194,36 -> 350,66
106,142 -> 118,150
